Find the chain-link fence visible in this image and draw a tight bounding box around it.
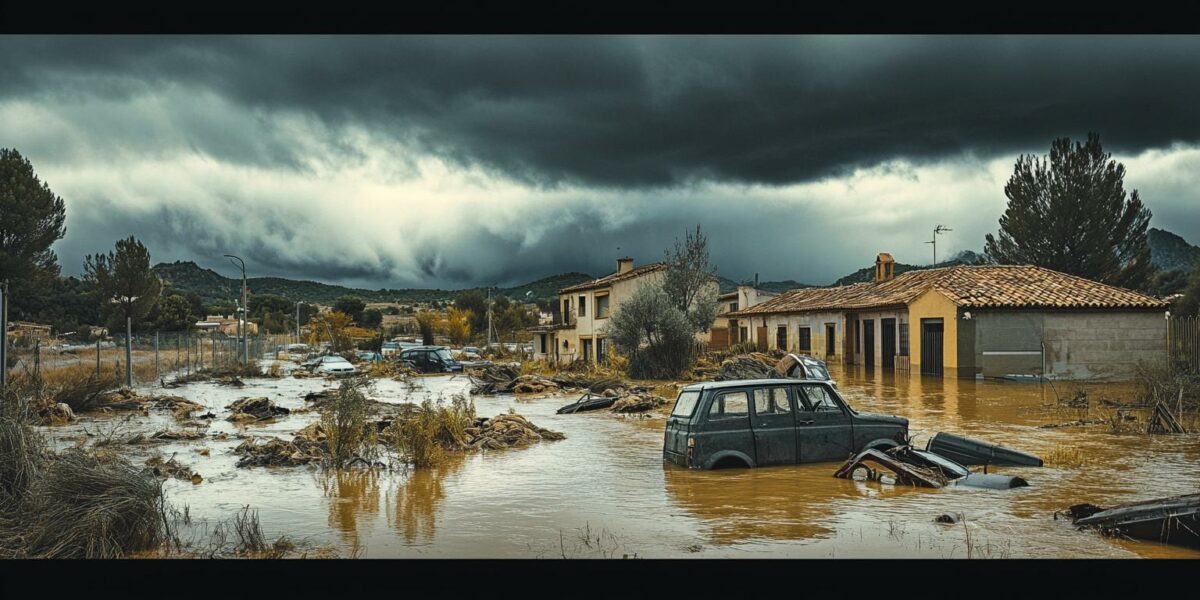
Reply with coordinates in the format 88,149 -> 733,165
4,330 -> 308,386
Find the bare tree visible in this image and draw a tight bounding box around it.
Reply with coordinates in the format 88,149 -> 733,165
661,224 -> 719,332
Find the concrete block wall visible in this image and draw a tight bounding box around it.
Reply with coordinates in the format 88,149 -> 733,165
974,310 -> 1167,380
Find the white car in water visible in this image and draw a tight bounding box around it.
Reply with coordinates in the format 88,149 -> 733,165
313,356 -> 358,376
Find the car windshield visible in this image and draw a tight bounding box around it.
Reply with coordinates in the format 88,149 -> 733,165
433,348 -> 453,361
670,390 -> 701,418
803,361 -> 830,380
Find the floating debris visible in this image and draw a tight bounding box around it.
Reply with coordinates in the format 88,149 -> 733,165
233,436 -> 324,468
465,413 -> 565,451
226,397 -> 290,423
1064,493 -> 1200,549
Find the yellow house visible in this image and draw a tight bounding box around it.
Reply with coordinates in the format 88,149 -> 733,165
727,253 -> 1170,381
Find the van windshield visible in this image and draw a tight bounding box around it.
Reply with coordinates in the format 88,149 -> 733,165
670,391 -> 701,418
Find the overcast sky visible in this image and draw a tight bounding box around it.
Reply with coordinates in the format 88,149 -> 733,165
2,35 -> 1199,289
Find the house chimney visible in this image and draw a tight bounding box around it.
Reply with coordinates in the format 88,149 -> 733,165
617,257 -> 634,274
875,252 -> 895,282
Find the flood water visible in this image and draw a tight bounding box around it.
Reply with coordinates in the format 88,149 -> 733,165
41,361 -> 1200,558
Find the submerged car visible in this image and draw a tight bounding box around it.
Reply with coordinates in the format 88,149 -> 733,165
399,346 -> 464,373
313,356 -> 358,376
663,378 -> 908,470
777,353 -> 836,387
355,351 -> 385,363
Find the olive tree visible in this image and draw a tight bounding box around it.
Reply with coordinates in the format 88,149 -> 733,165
606,284 -> 696,379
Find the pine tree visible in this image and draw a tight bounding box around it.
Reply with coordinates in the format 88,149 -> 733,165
984,133 -> 1155,291
0,148 -> 67,319
85,236 -> 163,328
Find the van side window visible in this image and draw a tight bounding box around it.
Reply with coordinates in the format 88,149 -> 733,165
708,391 -> 749,419
799,384 -> 841,412
753,387 -> 791,415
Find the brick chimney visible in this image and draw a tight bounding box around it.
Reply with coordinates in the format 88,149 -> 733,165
617,257 -> 634,274
875,252 -> 895,282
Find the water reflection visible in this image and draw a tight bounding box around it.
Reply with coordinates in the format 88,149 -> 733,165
386,455 -> 467,545
663,464 -> 840,545
319,468 -> 382,547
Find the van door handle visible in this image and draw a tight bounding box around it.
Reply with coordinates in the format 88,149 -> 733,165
798,420 -> 814,426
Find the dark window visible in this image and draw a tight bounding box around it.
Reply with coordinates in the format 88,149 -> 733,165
729,301 -> 738,312
798,327 -> 812,352
740,326 -> 748,342
596,295 -> 610,318
597,338 -> 607,363
579,295 -> 587,317
854,320 -> 861,353
753,387 -> 792,414
776,326 -> 787,350
709,391 -> 749,419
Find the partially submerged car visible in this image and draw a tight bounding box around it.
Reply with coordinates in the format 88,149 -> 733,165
663,378 -> 909,469
355,351 -> 385,363
834,444 -> 1030,490
1065,493 -> 1200,549
399,346 -> 464,373
313,356 -> 358,376
776,353 -> 836,387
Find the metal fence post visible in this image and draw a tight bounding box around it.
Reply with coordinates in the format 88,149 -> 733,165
34,338 -> 41,382
186,333 -> 191,376
96,337 -> 101,377
0,280 -> 7,395
155,331 -> 160,379
124,317 -> 133,387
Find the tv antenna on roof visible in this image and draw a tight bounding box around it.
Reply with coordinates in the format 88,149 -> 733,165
925,225 -> 952,266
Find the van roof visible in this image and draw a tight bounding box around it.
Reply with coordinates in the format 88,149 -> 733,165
680,378 -> 831,391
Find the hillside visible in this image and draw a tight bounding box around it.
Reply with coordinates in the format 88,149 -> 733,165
495,272 -> 594,302
1149,228 -> 1200,273
831,250 -> 983,286
716,275 -> 815,293
152,261 -> 593,306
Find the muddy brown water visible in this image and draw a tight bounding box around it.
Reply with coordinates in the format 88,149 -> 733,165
39,361 -> 1200,558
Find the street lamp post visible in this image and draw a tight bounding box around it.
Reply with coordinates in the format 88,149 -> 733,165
225,255 -> 248,365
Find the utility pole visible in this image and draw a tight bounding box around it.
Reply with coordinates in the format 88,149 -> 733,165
482,286 -> 492,345
295,300 -> 301,344
225,255 -> 248,365
925,224 -> 952,266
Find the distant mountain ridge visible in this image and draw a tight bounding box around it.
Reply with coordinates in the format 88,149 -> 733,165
831,250 -> 984,286
155,228 -> 1195,308
152,261 -> 593,306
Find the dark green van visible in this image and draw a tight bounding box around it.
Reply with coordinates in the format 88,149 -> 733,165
663,378 -> 909,469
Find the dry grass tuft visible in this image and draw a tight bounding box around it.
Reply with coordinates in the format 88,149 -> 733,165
320,378 -> 380,467
383,395 -> 476,469
1043,444 -> 1087,467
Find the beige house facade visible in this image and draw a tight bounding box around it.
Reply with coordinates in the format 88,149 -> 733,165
530,256 -> 719,364
709,285 -> 779,349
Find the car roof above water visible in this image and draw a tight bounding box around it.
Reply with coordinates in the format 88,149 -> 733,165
680,378 -> 832,392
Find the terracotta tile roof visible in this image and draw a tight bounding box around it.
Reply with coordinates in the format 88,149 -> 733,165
559,262 -> 666,294
728,265 -> 1168,316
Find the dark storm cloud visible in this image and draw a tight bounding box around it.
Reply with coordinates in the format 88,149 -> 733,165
4,35 -> 1200,188
5,35 -> 1200,290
